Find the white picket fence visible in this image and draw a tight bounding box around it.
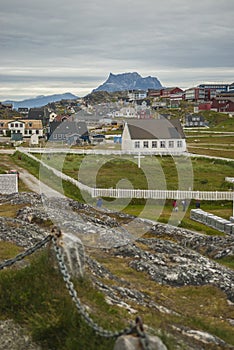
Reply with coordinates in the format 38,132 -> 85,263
20,150 -> 234,202
16,147 -> 186,157
92,188 -> 233,200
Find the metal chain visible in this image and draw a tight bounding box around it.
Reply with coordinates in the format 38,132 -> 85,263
0,231 -> 151,348
53,237 -> 152,349
0,235 -> 53,270
52,237 -> 137,339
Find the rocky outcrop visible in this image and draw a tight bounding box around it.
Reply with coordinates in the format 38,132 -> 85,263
0,320 -> 41,350
110,239 -> 234,302
0,192 -> 234,350
113,334 -> 167,350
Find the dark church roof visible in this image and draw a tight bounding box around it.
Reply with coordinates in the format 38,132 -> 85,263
125,119 -> 185,140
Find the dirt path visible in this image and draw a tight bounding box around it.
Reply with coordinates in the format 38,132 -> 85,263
17,167 -> 65,198
0,154 -> 64,198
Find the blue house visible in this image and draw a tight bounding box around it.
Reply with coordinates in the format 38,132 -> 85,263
49,120 -> 90,144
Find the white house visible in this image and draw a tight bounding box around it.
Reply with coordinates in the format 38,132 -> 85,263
0,119 -> 44,138
49,112 -> 57,122
121,119 -> 186,153
119,107 -> 137,118
128,90 -> 147,101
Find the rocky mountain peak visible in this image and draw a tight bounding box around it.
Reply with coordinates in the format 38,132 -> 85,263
93,72 -> 162,92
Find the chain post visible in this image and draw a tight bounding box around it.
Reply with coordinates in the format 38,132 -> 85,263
0,226 -> 152,345
52,235 -> 137,339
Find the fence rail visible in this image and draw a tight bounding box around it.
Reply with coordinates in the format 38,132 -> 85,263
92,188 -> 233,200
17,147 -> 187,157
19,150 -> 234,201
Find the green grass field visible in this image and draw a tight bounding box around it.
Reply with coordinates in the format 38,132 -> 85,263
24,152 -> 234,233
35,153 -> 234,192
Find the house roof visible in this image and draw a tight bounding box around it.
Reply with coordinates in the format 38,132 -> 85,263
0,120 -> 13,128
28,108 -> 49,119
6,119 -> 43,129
49,121 -> 88,136
126,119 -> 185,140
25,120 -> 43,129
162,87 -> 183,92
186,114 -> 205,122
0,119 -> 43,130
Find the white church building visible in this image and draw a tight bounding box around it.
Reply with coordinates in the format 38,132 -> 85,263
121,118 -> 187,154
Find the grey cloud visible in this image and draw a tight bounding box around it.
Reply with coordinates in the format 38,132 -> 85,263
0,0 -> 233,100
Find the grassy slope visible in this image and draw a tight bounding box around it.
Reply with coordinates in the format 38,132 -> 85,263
0,143 -> 234,348
31,153 -> 233,233
0,212 -> 233,349
0,250 -> 118,350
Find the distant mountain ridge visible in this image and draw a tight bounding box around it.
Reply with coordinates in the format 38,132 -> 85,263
93,72 -> 163,92
5,93 -> 78,110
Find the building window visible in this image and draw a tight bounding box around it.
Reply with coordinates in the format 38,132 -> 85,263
135,141 -> 140,148
15,123 -> 18,127
169,141 -> 174,148
143,141 -> 149,148
160,141 -> 166,148
29,130 -> 32,134
152,141 -> 157,148
20,123 -> 23,127
28,123 -> 32,127
0,123 -> 4,127
11,123 -> 14,127
36,130 -> 39,134
177,140 -> 183,147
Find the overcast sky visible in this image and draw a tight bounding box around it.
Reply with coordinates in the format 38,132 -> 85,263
1,0 -> 234,100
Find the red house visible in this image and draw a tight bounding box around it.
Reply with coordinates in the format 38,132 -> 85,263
199,103 -> 212,111
148,87 -> 184,99
160,87 -> 184,98
211,98 -> 234,113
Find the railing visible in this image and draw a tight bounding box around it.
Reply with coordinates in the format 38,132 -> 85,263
93,188 -> 233,200
17,147 -> 186,157
19,150 -> 234,201
0,231 -> 152,349
225,177 -> 234,183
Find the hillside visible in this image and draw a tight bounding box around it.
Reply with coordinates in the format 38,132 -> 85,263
0,192 -> 233,350
4,93 -> 78,110
84,90 -> 128,105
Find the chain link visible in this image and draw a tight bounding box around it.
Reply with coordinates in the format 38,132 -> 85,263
53,237 -> 152,348
0,235 -> 53,270
52,237 -> 137,339
0,232 -> 151,347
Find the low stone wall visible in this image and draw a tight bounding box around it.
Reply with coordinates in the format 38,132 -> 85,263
0,174 -> 18,194
190,209 -> 234,234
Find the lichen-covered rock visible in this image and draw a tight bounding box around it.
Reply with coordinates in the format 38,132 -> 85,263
0,320 -> 41,350
0,192 -> 234,350
113,334 -> 168,350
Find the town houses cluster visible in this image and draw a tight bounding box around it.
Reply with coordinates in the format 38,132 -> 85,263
0,81 -> 233,153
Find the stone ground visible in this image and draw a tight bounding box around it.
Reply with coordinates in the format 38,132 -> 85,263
0,192 -> 234,349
